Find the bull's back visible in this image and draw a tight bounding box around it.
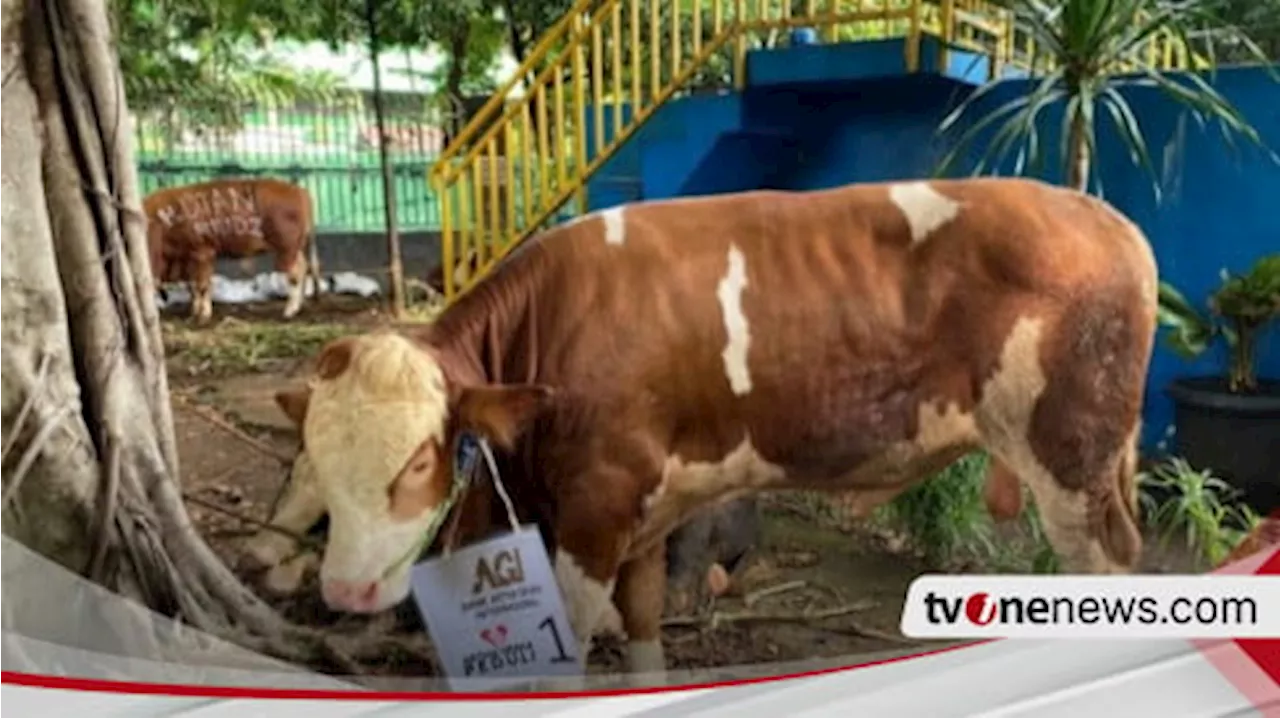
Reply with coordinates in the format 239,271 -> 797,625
535,178 -> 1156,473
143,178 -> 312,261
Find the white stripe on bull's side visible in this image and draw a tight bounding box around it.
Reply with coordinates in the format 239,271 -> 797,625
601,206 -> 626,245
889,181 -> 962,245
716,244 -> 753,396
553,549 -> 617,661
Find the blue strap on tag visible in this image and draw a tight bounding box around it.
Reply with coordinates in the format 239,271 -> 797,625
455,432 -> 481,482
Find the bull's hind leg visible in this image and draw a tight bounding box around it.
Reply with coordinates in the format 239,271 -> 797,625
276,249 -> 309,319
976,313 -> 1145,574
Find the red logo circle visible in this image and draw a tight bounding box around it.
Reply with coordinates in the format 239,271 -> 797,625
965,592 -> 997,625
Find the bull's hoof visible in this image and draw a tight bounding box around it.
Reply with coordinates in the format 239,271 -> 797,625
238,534 -> 290,573
261,552 -> 318,595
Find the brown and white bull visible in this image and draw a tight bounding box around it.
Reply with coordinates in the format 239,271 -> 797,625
247,177 -> 1159,680
144,177 -> 320,323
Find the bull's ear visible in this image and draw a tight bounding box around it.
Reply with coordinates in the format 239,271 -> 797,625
274,387 -> 312,427
455,385 -> 554,451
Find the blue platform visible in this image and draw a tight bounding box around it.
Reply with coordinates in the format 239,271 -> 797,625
580,37 -> 1280,453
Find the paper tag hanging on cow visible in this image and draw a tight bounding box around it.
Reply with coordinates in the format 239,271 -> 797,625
408,434 -> 583,691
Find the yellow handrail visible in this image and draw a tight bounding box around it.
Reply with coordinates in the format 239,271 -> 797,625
430,0 -> 1215,303
432,0 -> 599,173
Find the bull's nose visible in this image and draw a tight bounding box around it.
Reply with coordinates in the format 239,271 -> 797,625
321,579 -> 379,612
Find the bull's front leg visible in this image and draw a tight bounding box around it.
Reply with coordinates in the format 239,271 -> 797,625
189,257 -> 215,324
241,452 -> 326,594
615,544 -> 670,685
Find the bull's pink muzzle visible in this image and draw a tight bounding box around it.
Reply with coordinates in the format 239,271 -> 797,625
321,579 -> 381,612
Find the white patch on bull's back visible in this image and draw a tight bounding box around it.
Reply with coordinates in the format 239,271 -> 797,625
889,181 -> 961,245
600,206 -> 626,245
716,245 -> 753,396
301,332 -> 451,603
975,315 -> 1125,574
553,550 -> 617,658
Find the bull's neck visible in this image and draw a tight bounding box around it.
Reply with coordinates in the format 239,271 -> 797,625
420,245 -> 548,389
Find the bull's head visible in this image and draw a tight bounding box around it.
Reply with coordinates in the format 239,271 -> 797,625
275,330 -> 552,613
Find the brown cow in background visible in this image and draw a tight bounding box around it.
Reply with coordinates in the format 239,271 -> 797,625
144,177 -> 321,323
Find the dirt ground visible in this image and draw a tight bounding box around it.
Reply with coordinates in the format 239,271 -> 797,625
163,293 -> 1199,678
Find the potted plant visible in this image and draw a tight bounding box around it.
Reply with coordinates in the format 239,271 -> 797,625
1157,253 -> 1280,514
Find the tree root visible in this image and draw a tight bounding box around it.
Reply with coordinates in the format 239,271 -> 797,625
743,580 -> 807,607
0,349 -> 52,462
661,599 -> 878,630
822,621 -> 921,645
175,397 -> 294,465
2,397 -> 76,510
181,490 -> 322,551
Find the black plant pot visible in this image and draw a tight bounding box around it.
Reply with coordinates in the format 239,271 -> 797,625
1166,376 -> 1280,516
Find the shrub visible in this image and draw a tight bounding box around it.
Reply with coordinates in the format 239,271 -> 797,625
1138,457 -> 1261,569
874,451 -> 994,567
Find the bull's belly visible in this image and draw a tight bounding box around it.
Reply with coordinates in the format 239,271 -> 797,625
625,430 -> 978,560
163,224 -> 271,260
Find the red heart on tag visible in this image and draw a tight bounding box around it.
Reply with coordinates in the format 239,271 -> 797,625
479,624 -> 509,647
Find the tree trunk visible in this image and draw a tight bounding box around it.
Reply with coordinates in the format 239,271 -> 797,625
365,0 -> 406,319
0,0 -> 362,671
444,23 -> 470,110
1065,106 -> 1091,192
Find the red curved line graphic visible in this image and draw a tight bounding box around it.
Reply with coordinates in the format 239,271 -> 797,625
0,639 -> 993,701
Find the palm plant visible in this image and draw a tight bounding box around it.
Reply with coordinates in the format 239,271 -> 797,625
934,0 -> 1278,195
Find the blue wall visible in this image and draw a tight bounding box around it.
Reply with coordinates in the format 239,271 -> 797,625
582,42 -> 1280,453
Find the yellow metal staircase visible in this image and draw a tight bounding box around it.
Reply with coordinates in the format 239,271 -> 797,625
428,0 -> 1206,302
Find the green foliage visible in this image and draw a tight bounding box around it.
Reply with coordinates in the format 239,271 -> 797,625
111,0 -> 343,121
1206,0 -> 1280,62
870,450 -> 1065,573
1157,253 -> 1280,392
1138,456 -> 1261,568
935,0 -> 1278,197
111,0 -> 513,132
875,451 -> 994,566
1213,253 -> 1280,323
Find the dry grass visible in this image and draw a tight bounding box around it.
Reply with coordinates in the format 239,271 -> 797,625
163,318 -> 353,376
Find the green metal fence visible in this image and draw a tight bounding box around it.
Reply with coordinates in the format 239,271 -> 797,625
133,89 -> 446,233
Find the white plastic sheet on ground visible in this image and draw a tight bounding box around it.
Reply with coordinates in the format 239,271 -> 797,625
156,271 -> 382,309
